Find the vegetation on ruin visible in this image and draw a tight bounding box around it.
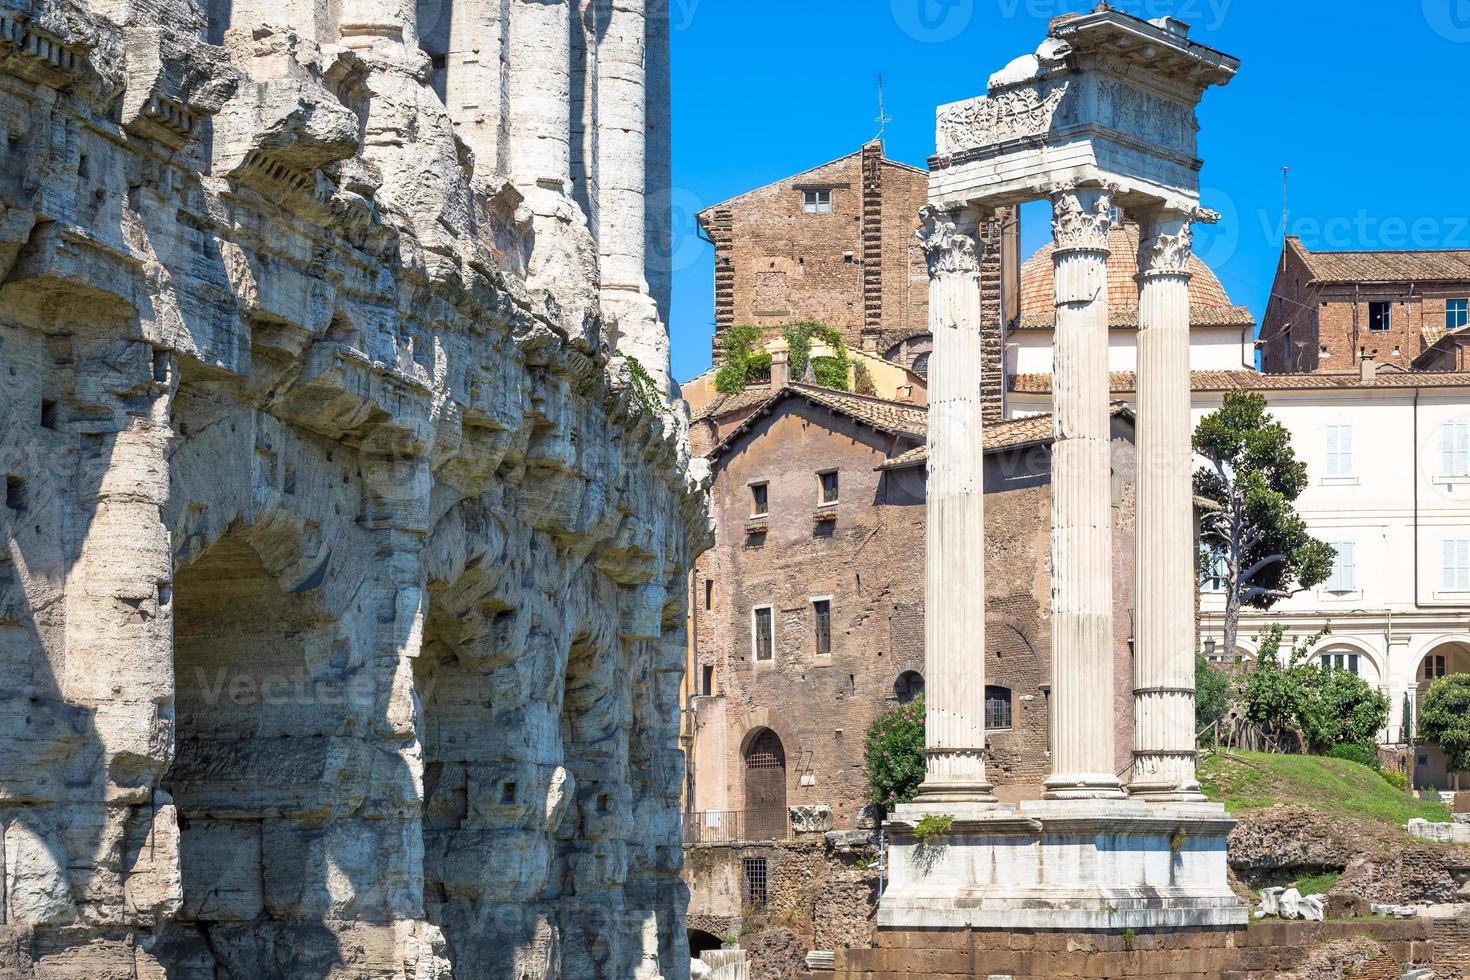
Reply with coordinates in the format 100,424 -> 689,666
713,321 -> 852,393
623,355 -> 665,415
1235,624 -> 1390,754
1418,673 -> 1470,772
1194,390 -> 1336,657
1199,751 -> 1450,825
864,694 -> 926,812
912,813 -> 953,847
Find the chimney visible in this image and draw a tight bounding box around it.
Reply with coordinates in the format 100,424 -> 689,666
769,337 -> 790,388
1359,350 -> 1378,384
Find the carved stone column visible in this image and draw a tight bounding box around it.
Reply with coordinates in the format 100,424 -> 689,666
443,0 -> 511,177
1130,207 -> 1208,801
1044,184 -> 1125,801
916,206 -> 995,803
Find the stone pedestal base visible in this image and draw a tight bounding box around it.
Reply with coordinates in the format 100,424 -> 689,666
879,799 -> 1246,930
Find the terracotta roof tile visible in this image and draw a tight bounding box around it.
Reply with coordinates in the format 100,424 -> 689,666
1295,244 -> 1470,284
1017,223 -> 1254,330
1009,369 -> 1470,393
705,384 -> 926,462
689,388 -> 773,424
877,406 -> 1131,470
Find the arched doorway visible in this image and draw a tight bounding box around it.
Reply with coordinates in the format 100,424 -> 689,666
894,671 -> 924,704
1412,640 -> 1470,790
743,728 -> 786,815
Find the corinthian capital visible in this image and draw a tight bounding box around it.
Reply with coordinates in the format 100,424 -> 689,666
1049,183 -> 1115,253
917,205 -> 981,277
1137,206 -> 1213,278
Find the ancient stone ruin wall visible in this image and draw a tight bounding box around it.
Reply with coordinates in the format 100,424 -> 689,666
0,0 -> 704,976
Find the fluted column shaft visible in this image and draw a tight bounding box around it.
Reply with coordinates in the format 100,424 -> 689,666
509,0 -> 572,193
1044,185 -> 1125,801
443,0 -> 511,177
596,0 -> 649,293
916,207 -> 995,803
1130,208 -> 1207,801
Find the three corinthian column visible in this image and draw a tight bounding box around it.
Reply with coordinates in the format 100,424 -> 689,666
916,188 -> 1204,805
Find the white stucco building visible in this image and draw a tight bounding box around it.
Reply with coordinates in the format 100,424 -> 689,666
1011,366 -> 1470,785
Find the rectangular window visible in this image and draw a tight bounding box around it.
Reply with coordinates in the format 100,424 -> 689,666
818,470 -> 839,505
1368,301 -> 1392,332
1324,541 -> 1355,592
1325,424 -> 1353,477
1426,654 -> 1447,680
701,664 -> 714,696
704,578 -> 714,610
812,598 -> 831,655
750,482 -> 769,518
1443,539 -> 1470,590
801,188 -> 832,214
984,686 -> 1013,731
1320,652 -> 1360,674
742,857 -> 768,905
1448,298 -> 1469,330
752,606 -> 774,661
1442,422 -> 1470,477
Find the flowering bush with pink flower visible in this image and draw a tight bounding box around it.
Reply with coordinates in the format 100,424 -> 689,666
864,694 -> 925,814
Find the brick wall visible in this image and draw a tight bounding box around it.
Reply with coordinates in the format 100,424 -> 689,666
688,401 -> 1140,821
813,919 -> 1439,980
701,142 -> 929,362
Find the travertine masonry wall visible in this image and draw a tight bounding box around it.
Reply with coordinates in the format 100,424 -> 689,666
0,0 -> 703,977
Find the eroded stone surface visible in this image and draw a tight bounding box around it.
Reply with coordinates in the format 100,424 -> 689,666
0,0 -> 703,976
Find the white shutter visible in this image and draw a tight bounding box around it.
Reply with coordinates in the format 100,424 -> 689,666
1449,422 -> 1470,477
1338,541 -> 1355,591
1444,539 -> 1456,590
1326,426 -> 1340,476
1340,425 -> 1353,476
1445,539 -> 1470,590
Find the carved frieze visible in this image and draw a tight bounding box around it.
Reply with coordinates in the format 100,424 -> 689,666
916,205 -> 981,278
1048,183 -> 1115,252
936,81 -> 1070,154
1094,77 -> 1196,156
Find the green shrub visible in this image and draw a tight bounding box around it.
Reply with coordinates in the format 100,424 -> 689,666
1196,653 -> 1233,730
912,813 -> 953,847
1299,670 -> 1390,752
1382,769 -> 1409,791
1419,674 -> 1470,772
1325,741 -> 1380,771
864,695 -> 926,811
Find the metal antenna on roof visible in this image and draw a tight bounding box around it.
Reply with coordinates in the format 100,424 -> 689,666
874,73 -> 892,142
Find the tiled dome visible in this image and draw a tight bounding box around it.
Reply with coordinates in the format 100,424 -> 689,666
1016,223 -> 1253,330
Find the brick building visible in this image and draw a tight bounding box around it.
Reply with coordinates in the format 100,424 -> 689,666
1259,238 -> 1470,373
684,383 -> 1139,829
697,141 -> 929,365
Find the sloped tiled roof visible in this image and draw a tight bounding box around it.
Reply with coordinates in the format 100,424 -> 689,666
1292,242 -> 1470,284
1017,224 -> 1254,330
689,387 -> 773,424
706,384 -> 926,462
1009,369 -> 1470,394
877,411 -> 1065,470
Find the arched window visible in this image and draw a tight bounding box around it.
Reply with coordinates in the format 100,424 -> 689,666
984,685 -> 1012,731
910,351 -> 930,380
894,671 -> 924,704
743,729 -> 787,819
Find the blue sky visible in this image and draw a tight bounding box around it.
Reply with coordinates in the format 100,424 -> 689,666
666,0 -> 1470,383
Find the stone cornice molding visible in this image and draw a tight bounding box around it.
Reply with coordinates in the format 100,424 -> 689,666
1048,183 -> 1115,253
916,204 -> 981,278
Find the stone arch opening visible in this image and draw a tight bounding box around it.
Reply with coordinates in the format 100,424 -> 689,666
742,728 -> 786,814
688,929 -> 722,956
894,670 -> 924,704
165,533 -> 337,925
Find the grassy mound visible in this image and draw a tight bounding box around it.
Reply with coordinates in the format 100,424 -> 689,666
1199,750 -> 1451,826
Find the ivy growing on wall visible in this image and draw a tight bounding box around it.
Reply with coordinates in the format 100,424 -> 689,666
713,325 -> 773,394
713,321 -> 852,394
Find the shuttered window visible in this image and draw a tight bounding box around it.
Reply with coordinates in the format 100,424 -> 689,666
1324,541 -> 1355,593
1325,424 -> 1353,477
1442,422 -> 1470,477
1442,539 -> 1470,590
